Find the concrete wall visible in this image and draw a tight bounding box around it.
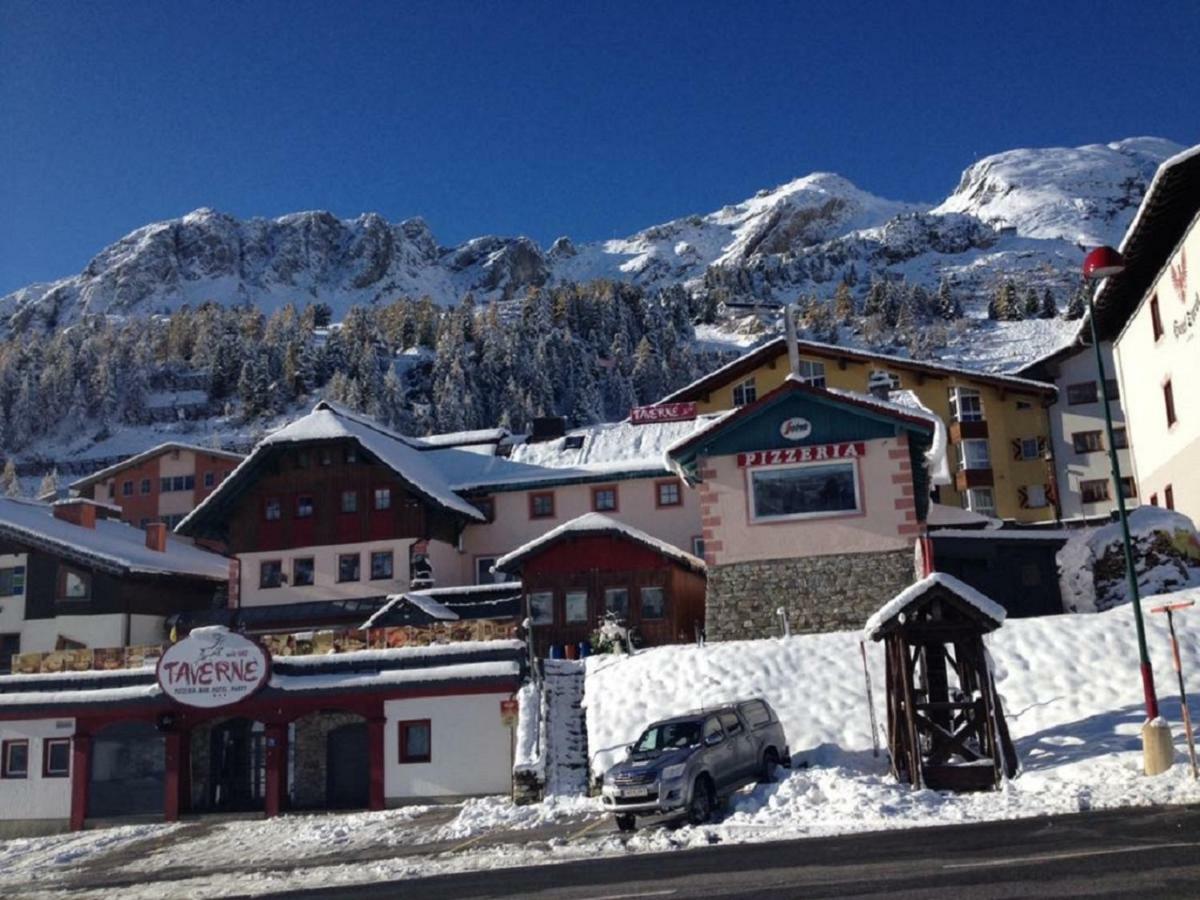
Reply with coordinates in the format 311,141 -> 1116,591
0,718 -> 74,834
20,614 -> 130,653
238,538 -> 418,606
1116,213 -> 1200,522
383,692 -> 513,800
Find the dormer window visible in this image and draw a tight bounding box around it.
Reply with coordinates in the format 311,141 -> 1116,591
949,386 -> 984,422
796,360 -> 826,388
57,566 -> 91,601
732,377 -> 757,407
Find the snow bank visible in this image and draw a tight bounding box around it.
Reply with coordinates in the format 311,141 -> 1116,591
1059,507 -> 1200,612
513,681 -> 544,776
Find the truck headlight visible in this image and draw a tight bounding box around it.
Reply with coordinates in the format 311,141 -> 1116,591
661,763 -> 686,781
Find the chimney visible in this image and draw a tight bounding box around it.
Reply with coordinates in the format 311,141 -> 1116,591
52,499 -> 97,529
529,416 -> 567,443
145,522 -> 168,553
783,305 -> 801,377
867,370 -> 893,401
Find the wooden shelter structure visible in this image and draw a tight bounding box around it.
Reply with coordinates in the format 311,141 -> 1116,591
865,573 -> 1019,792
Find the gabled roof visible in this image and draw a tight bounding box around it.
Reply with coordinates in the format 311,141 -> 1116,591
364,582 -> 523,629
1092,144 -> 1200,341
864,572 -> 1007,641
657,336 -> 1057,406
69,442 -> 244,491
0,497 -> 228,581
494,512 -> 706,576
177,401 -> 485,537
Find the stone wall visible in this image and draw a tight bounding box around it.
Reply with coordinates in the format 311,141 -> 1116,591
706,548 -> 916,640
291,711 -> 364,809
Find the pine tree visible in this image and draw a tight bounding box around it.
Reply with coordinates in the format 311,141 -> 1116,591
0,460 -> 17,497
1022,287 -> 1040,318
1065,286 -> 1086,320
1039,288 -> 1057,319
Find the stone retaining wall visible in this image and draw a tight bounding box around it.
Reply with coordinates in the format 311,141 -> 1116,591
706,548 -> 916,640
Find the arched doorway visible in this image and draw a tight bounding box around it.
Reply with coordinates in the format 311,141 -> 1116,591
88,720 -> 165,819
190,717 -> 266,812
289,710 -> 368,810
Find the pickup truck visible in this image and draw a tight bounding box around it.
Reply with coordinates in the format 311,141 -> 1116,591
600,698 -> 790,831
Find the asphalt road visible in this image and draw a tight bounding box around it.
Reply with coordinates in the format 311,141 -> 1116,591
274,804 -> 1200,899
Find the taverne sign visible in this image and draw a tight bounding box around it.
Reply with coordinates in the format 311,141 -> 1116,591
157,626 -> 271,709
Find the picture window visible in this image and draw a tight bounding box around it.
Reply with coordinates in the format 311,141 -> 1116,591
337,553 -> 361,582
398,720 -> 431,764
292,557 -> 315,587
749,461 -> 860,522
43,738 -> 70,778
656,480 -> 681,507
2,739 -> 28,779
370,550 -> 394,580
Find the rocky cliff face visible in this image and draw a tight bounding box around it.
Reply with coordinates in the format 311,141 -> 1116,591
0,138 -> 1182,331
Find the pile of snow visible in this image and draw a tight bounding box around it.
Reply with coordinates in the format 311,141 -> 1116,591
585,585 -> 1200,831
1058,507 -> 1200,612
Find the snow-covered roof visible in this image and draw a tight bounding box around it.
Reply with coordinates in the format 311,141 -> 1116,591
0,496 -> 229,581
178,402 -> 485,534
926,503 -> 1001,528
69,441 -> 243,491
413,427 -> 510,449
363,582 -> 524,629
494,512 -> 706,576
507,416 -> 719,472
864,573 -> 1007,640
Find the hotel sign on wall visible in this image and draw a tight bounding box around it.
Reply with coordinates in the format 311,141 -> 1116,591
630,402 -> 697,425
157,627 -> 271,708
1169,247 -> 1197,342
738,441 -> 866,468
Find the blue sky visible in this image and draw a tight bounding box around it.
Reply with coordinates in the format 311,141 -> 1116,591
0,0 -> 1195,295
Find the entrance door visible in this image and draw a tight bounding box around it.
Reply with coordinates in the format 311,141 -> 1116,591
325,722 -> 369,809
209,719 -> 265,812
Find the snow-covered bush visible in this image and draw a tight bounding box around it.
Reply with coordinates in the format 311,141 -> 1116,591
1059,507 -> 1200,612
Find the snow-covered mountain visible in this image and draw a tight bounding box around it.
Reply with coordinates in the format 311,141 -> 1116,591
0,138 -> 1182,331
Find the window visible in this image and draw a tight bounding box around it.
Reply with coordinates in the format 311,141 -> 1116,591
592,486 -> 617,512
948,387 -> 984,422
732,377 -> 757,408
1025,485 -> 1048,509
204,471 -> 215,488
475,557 -> 499,585
340,490 -> 358,514
529,591 -> 554,625
656,480 -> 681,508
160,477 -> 170,493
1020,438 -> 1041,460
1072,431 -> 1103,454
691,536 -> 705,558
122,480 -> 133,497
320,449 -> 333,466
160,475 -> 195,493
373,488 -> 392,511
398,720 -> 431,764
1165,485 -> 1175,510
796,359 -> 826,388
963,487 -> 995,516
741,700 -> 773,728
565,590 -> 589,624
1112,428 -> 1129,450
641,586 -> 666,620
297,451 -> 310,469
604,587 -> 630,620
58,567 -> 90,601
1121,477 -> 1137,499
1016,400 -> 1033,411
264,497 -> 282,521
472,497 -> 495,522
563,434 -> 586,450
0,566 -> 25,596
1067,382 -> 1098,405
720,711 -> 744,736
1105,379 -> 1120,401
1150,493 -> 1159,507
293,557 -> 314,587
140,478 -> 151,495
338,554 -> 360,582
749,461 -> 860,522
139,518 -> 150,529
957,439 -> 991,470
702,717 -> 723,742
869,369 -> 901,390
43,738 -> 70,778
295,495 -> 314,518
2,740 -> 28,779
1164,380 -> 1177,427
370,551 -> 394,580
259,560 -> 283,589
345,446 -> 358,464
0,634 -> 19,675
1151,293 -> 1164,341
529,492 -> 555,519
1080,479 -> 1110,504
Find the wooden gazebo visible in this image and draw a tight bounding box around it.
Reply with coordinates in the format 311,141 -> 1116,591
865,573 -> 1019,792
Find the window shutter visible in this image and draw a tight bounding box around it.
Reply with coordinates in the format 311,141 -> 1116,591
1017,486 -> 1029,509
1011,439 -> 1022,461
1037,436 -> 1047,455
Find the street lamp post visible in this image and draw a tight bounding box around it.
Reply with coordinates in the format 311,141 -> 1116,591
1082,247 -> 1171,775
1082,246 -> 1160,720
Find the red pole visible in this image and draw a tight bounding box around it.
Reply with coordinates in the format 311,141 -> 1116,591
70,732 -> 91,831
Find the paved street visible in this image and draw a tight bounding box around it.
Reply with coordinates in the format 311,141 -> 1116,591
274,805 -> 1200,899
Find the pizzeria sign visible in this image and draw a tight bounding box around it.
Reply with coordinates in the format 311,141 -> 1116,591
737,441 -> 866,468
157,627 -> 271,709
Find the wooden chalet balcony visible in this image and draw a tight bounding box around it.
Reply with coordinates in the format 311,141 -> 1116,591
949,419 -> 989,442
955,468 -> 994,491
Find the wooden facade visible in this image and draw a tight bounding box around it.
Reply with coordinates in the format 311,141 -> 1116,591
500,531 -> 706,657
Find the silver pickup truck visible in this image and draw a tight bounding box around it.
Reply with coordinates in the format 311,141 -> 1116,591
600,698 -> 790,831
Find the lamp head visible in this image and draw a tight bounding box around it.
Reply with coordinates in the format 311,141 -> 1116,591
1083,246 -> 1126,281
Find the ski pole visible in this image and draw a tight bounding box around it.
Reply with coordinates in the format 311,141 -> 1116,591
860,640 -> 880,758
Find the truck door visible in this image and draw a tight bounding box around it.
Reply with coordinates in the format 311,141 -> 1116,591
719,710 -> 756,782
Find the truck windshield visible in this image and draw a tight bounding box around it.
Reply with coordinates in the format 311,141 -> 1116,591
633,721 -> 701,753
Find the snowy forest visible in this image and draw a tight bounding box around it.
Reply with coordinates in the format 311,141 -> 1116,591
0,273 -> 1085,480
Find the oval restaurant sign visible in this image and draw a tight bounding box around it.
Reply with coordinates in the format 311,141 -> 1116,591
779,417 -> 812,441
157,627 -> 270,708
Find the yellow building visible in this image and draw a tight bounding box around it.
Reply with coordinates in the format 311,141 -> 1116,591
659,337 -> 1059,522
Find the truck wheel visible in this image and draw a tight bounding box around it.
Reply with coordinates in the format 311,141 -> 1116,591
615,813 -> 636,833
687,776 -> 714,825
759,748 -> 780,784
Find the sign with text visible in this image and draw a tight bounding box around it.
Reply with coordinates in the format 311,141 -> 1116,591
737,441 -> 866,468
157,627 -> 270,709
630,402 -> 697,425
779,417 -> 812,441
500,698 -> 519,727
